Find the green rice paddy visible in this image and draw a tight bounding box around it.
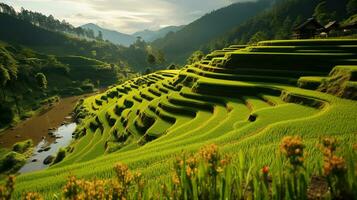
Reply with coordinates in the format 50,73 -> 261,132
11,39 -> 357,198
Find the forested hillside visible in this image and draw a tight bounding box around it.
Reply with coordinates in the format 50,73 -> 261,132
0,41 -> 131,129
153,0 -> 356,64
204,0 -> 353,51
152,0 -> 273,63
0,4 -> 147,129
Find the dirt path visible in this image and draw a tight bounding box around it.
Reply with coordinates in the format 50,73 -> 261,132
0,93 -> 94,149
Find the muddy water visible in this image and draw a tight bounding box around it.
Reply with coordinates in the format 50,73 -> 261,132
0,94 -> 93,149
19,123 -> 76,173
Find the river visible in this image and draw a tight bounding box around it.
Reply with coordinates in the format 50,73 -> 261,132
19,123 -> 76,173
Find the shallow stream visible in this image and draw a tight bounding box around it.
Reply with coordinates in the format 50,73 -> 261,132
19,123 -> 76,173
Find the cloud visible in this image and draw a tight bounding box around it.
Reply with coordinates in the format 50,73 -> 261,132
1,0 -> 253,33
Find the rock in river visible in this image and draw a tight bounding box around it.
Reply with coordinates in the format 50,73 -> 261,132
43,155 -> 54,165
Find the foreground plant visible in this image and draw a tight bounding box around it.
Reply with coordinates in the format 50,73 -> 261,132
273,136 -> 308,200
170,144 -> 231,199
2,137 -> 357,199
0,175 -> 15,200
62,162 -> 145,200
320,137 -> 354,199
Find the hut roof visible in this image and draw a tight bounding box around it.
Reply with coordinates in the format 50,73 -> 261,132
294,18 -> 325,31
324,21 -> 339,30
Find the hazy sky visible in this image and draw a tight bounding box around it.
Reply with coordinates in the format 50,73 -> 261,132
1,0 -> 252,34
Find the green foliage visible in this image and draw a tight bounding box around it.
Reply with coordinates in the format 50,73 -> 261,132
12,139 -> 33,154
0,64 -> 10,86
317,66 -> 357,99
204,0 -> 351,51
187,51 -> 205,64
5,39 -> 357,198
167,64 -> 178,70
35,73 -> 47,89
0,152 -> 26,173
5,139 -> 357,199
248,31 -> 268,45
313,1 -> 334,25
0,10 -> 159,72
152,0 -> 271,63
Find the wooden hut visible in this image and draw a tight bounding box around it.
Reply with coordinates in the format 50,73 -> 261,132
293,18 -> 325,39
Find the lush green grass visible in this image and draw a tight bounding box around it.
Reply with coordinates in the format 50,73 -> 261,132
8,39 -> 357,198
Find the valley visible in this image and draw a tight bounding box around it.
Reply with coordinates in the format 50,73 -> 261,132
0,0 -> 357,199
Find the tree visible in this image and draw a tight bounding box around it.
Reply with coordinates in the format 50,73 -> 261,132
313,1 -> 333,25
97,31 -> 103,40
35,73 -> 47,89
248,31 -> 268,45
147,54 -> 156,66
187,51 -> 205,65
0,65 -> 10,100
275,17 -> 292,39
167,64 -> 178,70
157,51 -> 166,64
347,0 -> 357,15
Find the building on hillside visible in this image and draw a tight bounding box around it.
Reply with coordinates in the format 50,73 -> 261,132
293,18 -> 325,39
319,21 -> 340,37
324,21 -> 340,33
341,21 -> 357,34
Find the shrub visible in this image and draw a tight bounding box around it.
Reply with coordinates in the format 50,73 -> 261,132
167,64 -> 178,70
53,148 -> 66,164
12,139 -> 33,153
0,151 -> 26,173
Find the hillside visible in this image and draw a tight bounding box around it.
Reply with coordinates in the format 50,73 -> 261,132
81,23 -> 136,46
0,41 -> 132,129
204,0 -> 352,51
10,39 -> 357,198
152,0 -> 273,63
0,12 -> 161,72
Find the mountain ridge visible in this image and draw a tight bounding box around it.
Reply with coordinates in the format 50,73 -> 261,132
81,23 -> 184,46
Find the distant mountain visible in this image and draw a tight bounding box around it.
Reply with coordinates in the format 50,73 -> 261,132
81,23 -> 136,46
152,0 -> 274,63
132,25 -> 184,42
82,23 -> 184,45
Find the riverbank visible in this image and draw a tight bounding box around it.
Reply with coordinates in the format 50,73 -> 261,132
0,93 -> 94,149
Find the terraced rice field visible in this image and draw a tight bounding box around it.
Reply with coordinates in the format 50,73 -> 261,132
12,39 -> 357,198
